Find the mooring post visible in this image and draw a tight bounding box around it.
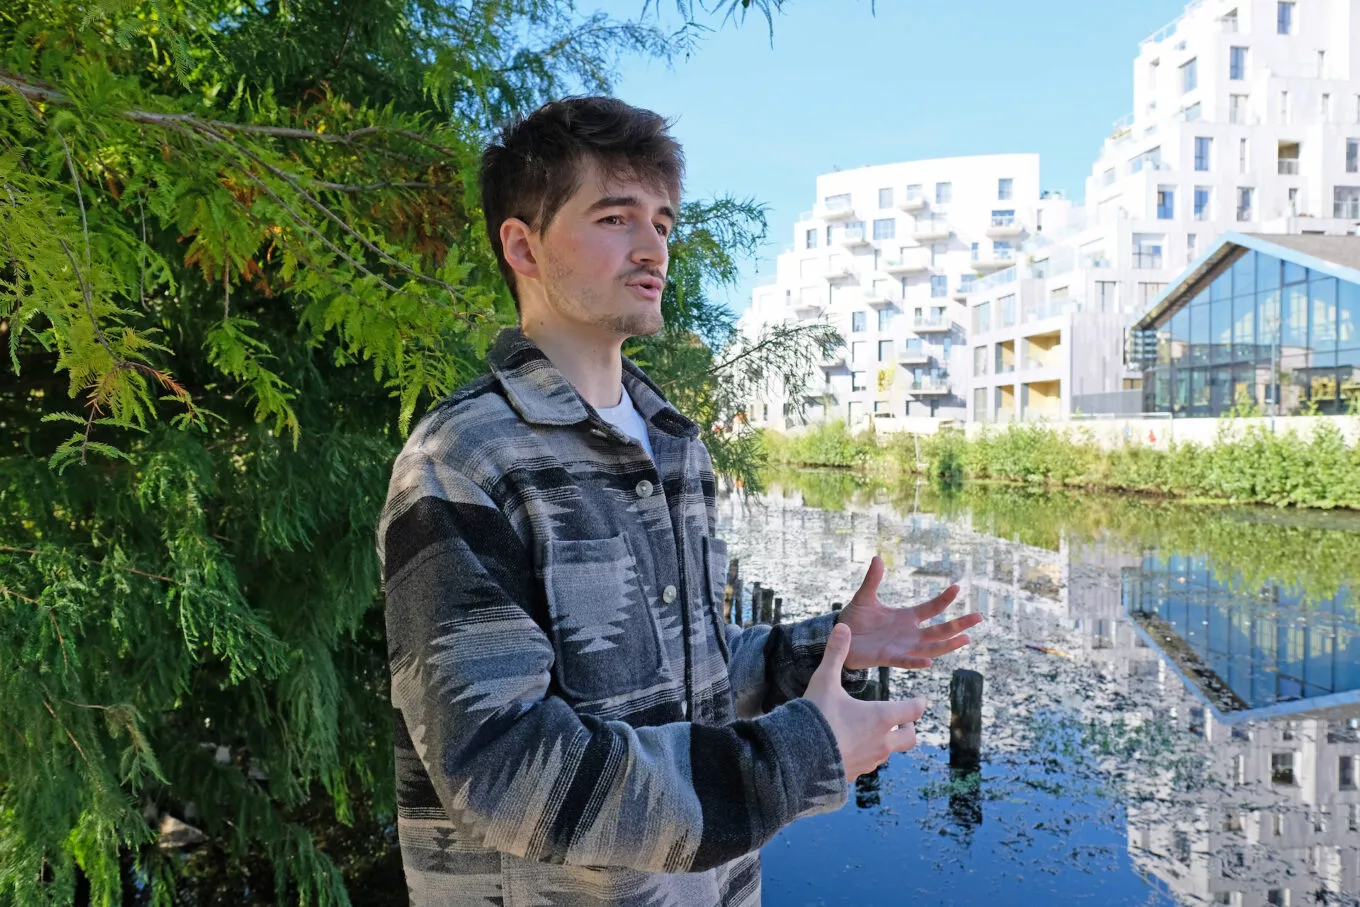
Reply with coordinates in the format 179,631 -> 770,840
723,557 -> 739,623
761,589 -> 775,625
749,582 -> 762,627
772,596 -> 783,626
831,601 -> 842,612
732,577 -> 744,626
877,666 -> 891,701
949,668 -> 984,771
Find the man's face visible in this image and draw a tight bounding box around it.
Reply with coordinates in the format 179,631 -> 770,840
532,158 -> 675,339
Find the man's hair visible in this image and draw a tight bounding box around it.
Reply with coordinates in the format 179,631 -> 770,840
479,97 -> 685,307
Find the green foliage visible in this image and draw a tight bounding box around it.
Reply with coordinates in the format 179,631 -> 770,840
767,417 -> 1360,511
0,0 -> 825,903
761,420 -> 875,469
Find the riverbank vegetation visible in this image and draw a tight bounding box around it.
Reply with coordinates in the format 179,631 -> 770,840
760,417 -> 1360,510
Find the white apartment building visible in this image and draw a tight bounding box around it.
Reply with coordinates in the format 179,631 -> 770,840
968,0 -> 1360,422
740,154 -> 1059,432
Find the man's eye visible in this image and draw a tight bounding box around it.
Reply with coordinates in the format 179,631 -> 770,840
655,224 -> 670,237
601,215 -> 624,225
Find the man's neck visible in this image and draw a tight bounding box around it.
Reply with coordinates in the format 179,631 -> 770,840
520,317 -> 626,410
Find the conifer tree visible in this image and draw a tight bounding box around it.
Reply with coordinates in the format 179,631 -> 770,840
0,1 -> 834,902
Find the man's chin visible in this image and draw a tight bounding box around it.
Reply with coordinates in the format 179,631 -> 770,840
603,311 -> 664,339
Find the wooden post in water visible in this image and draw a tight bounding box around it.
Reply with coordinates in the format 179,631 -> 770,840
877,666 -> 891,701
723,557 -> 740,623
761,589 -> 775,626
772,596 -> 783,626
732,578 -> 744,626
749,582 -> 762,627
831,601 -> 842,612
949,669 -> 984,771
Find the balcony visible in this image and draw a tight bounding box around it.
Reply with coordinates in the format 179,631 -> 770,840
1132,250 -> 1164,270
972,247 -> 1016,271
804,383 -> 837,403
862,288 -> 899,309
824,257 -> 856,280
912,217 -> 951,241
912,313 -> 953,334
985,214 -> 1024,239
1335,200 -> 1360,219
818,351 -> 847,371
838,223 -> 871,248
898,191 -> 928,213
816,196 -> 857,221
905,376 -> 950,395
952,277 -> 976,300
1278,159 -> 1300,175
881,249 -> 931,275
793,298 -> 823,319
898,344 -> 930,365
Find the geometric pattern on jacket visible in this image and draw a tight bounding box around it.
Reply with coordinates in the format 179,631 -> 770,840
378,327 -> 862,906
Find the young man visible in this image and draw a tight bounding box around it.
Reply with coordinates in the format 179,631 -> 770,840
377,97 -> 982,906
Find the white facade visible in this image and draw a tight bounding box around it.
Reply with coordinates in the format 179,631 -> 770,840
740,155 -> 1053,433
968,0 -> 1360,422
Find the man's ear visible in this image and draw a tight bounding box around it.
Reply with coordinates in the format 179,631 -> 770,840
500,218 -> 541,282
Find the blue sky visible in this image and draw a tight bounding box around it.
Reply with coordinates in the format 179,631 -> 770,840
597,0 -> 1191,316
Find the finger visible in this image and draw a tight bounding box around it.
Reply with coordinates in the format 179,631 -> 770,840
907,584 -> 960,622
888,721 -> 918,754
900,635 -> 972,660
887,656 -> 933,670
919,612 -> 984,643
887,696 -> 928,727
808,622 -> 852,692
854,556 -> 885,603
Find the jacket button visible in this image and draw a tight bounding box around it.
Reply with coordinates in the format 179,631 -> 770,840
662,584 -> 677,603
635,479 -> 653,498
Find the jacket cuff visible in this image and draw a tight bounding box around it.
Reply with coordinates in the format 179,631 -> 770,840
761,697 -> 849,822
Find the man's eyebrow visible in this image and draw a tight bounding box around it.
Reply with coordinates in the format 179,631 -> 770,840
585,195 -> 677,223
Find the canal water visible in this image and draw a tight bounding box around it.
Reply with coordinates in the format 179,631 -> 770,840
722,473 -> 1360,907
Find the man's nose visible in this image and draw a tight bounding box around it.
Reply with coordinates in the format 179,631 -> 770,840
631,225 -> 668,269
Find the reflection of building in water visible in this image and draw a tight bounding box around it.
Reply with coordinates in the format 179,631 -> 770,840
1110,554 -> 1360,905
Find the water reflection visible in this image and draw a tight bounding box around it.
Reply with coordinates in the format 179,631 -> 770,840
727,475 -> 1360,906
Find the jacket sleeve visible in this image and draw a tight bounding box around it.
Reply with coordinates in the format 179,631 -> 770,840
380,456 -> 849,874
722,615 -> 870,720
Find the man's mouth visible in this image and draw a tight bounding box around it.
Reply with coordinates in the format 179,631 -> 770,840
626,277 -> 665,293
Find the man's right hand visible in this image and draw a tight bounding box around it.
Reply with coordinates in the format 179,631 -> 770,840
803,622 -> 928,782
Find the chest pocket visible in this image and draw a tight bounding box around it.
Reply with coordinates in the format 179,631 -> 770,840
543,533 -> 665,702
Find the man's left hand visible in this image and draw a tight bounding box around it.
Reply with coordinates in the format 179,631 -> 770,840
837,556 -> 983,671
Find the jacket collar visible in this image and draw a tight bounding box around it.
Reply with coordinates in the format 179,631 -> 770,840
487,327 -> 699,439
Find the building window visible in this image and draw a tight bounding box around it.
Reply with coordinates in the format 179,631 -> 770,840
1138,282 -> 1166,305
1341,755 -> 1356,790
1348,139 -> 1360,173
1237,187 -> 1254,221
1194,186 -> 1211,220
1181,57 -> 1198,93
1239,138 -> 1249,174
998,177 -> 1013,200
973,301 -> 991,334
1230,46 -> 1247,80
973,387 -> 987,419
851,341 -> 868,364
930,275 -> 947,298
877,187 -> 894,209
1194,137 -> 1212,171
851,311 -> 866,332
1133,235 -> 1163,269
877,307 -> 893,331
826,225 -> 833,246
1277,0 -> 1293,34
1229,94 -> 1248,124
935,182 -> 953,204
999,293 -> 1016,326
873,218 -> 896,240
877,340 -> 893,362
1322,92 -> 1332,121
1271,752 -> 1295,785
1280,90 -> 1290,125
851,371 -> 867,392
1096,281 -> 1118,311
806,228 -> 818,250
1187,233 -> 1197,259
973,346 -> 988,377
1337,186 -> 1360,218
1157,187 -> 1175,219
905,183 -> 923,202
991,209 -> 1016,228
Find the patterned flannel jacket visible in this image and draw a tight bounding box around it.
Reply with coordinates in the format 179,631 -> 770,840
378,327 -> 859,907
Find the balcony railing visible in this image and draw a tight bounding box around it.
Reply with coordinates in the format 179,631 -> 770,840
1132,250 -> 1163,269
1278,159 -> 1300,175
1336,200 -> 1360,218
912,313 -> 951,332
905,374 -> 950,394
990,214 -> 1016,228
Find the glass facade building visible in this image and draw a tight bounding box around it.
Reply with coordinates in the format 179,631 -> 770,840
1133,243 -> 1360,417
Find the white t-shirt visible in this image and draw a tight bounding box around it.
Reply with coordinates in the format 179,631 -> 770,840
598,385 -> 655,461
